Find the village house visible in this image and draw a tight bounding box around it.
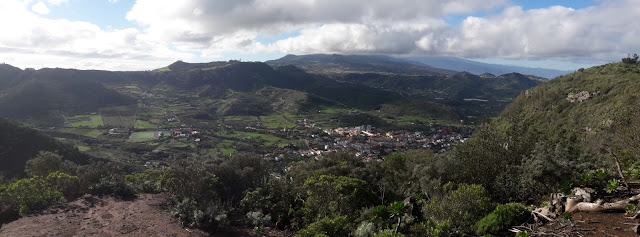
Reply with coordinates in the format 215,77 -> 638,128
171,128 -> 200,138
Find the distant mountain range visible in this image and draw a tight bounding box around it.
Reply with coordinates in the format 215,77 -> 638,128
0,56 -> 545,126
267,54 -> 571,79
406,56 -> 572,79
266,54 -> 455,75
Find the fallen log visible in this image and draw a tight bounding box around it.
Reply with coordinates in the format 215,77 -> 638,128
566,193 -> 640,213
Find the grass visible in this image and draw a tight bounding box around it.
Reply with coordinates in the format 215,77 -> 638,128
77,146 -> 90,152
261,114 -> 296,129
134,120 -> 158,129
58,129 -> 103,138
103,116 -> 136,128
220,148 -> 236,155
157,67 -> 171,72
130,132 -> 157,141
216,131 -> 285,147
70,115 -> 103,128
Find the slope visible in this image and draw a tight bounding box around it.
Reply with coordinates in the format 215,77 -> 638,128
450,62 -> 640,200
0,68 -> 137,121
0,117 -> 95,178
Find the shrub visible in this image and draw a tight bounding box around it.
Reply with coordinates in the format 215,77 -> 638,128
25,151 -> 63,177
46,171 -> 81,200
125,169 -> 163,193
474,203 -> 530,235
246,211 -> 271,227
298,216 -> 350,237
423,184 -> 495,236
355,221 -> 376,237
173,198 -> 228,228
0,177 -> 64,215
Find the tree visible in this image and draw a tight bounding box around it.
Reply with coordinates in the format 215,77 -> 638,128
302,174 -> 375,222
24,151 -> 63,177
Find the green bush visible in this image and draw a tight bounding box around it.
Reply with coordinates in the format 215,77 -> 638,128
474,203 -> 530,235
423,184 -> 495,236
298,216 -> 350,237
125,169 -> 163,193
0,176 -> 64,215
173,198 -> 228,228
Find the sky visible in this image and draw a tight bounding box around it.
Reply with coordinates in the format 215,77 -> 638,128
0,0 -> 637,71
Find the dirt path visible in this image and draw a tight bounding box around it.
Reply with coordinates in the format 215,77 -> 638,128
0,193 -> 207,237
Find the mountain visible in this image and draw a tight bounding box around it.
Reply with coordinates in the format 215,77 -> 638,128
155,61 -> 457,121
265,54 -> 455,75
334,71 -> 545,118
407,56 -> 572,79
449,62 -> 640,200
0,117 -> 95,178
0,67 -> 140,122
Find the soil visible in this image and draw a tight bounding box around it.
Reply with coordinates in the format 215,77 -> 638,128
535,212 -> 640,236
0,193 -> 293,237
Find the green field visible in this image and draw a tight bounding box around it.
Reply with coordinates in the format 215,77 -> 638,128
130,131 -> 157,141
220,148 -> 236,155
216,131 -> 287,147
103,116 -> 136,128
261,114 -> 297,129
71,115 -> 103,128
77,145 -> 90,152
58,129 -> 103,138
134,120 -> 158,129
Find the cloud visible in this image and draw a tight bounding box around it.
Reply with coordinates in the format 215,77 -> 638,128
31,2 -> 50,15
2,0 -> 638,70
108,0 -> 118,3
124,0 -> 637,65
0,0 -> 191,70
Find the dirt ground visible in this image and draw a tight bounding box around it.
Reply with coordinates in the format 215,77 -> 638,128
0,193 -> 294,237
0,193 -> 208,237
534,212 -> 640,236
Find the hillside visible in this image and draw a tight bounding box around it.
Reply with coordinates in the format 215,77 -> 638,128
0,117 -> 95,178
0,68 -> 137,122
449,62 -> 640,200
335,71 -> 544,117
407,56 -> 572,79
265,54 -> 454,75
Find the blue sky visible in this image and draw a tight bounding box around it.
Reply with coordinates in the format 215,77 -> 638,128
0,0 -> 635,71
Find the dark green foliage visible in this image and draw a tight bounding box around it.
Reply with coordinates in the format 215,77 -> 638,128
160,159 -> 218,202
125,169 -> 163,193
25,151 -> 63,177
297,216 -> 350,237
422,183 -> 495,236
302,174 -> 375,221
173,198 -> 228,228
0,176 -> 64,215
474,203 -> 530,235
622,53 -> 638,64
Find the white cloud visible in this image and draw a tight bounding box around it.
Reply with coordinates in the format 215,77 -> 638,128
31,2 -> 50,15
123,0 -> 638,65
108,0 -> 118,3
46,0 -> 68,6
3,0 -> 639,70
0,0 -> 191,70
